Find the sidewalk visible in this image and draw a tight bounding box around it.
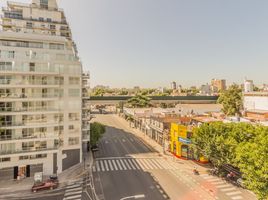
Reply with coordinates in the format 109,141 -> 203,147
115,114 -> 211,174
0,150 -> 94,198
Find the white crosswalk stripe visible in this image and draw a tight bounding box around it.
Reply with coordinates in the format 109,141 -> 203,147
226,191 -> 242,196
63,180 -> 83,200
108,160 -> 114,171
127,159 -> 136,170
231,196 -> 243,200
120,159 -> 127,170
104,160 -> 109,171
93,158 -> 179,172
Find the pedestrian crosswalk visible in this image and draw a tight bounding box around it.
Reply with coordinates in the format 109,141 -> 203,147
92,158 -> 179,172
63,179 -> 83,200
200,174 -> 244,200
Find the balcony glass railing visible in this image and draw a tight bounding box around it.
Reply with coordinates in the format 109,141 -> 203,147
0,132 -> 60,141
0,107 -> 59,112
0,146 -> 58,155
0,93 -> 62,99
0,80 -> 63,85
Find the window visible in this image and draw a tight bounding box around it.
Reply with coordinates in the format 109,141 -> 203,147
39,17 -> 44,22
0,157 -> 11,162
68,137 -> 79,145
49,43 -> 64,50
50,25 -> 56,30
47,18 -> 52,22
69,89 -> 80,97
40,0 -> 49,9
26,22 -> 33,28
69,77 -> 80,85
69,125 -> 74,130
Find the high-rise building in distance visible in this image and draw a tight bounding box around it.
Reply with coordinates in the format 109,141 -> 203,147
0,0 -> 88,180
211,79 -> 226,92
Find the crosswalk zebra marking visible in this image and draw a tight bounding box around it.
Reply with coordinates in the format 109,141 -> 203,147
143,159 -> 153,169
108,160 -> 114,171
151,159 -> 163,169
216,184 -> 230,188
226,191 -> 242,196
221,187 -> 236,192
112,160 -> 118,170
231,196 -> 243,200
123,159 -> 131,169
120,159 -> 127,170
116,159 -> 123,170
104,160 -> 109,171
127,159 -> 136,170
137,159 -> 146,170
132,159 -> 141,170
96,161 -> 100,171
100,160 -> 105,171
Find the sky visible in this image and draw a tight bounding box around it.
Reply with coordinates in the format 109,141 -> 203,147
1,0 -> 268,88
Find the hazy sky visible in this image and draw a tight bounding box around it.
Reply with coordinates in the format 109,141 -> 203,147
1,0 -> 268,88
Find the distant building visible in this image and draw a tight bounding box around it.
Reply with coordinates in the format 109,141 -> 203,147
200,84 -> 211,95
244,92 -> 268,121
244,79 -> 254,93
211,79 -> 226,92
171,81 -> 177,90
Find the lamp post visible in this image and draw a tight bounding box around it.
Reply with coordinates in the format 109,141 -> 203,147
120,194 -> 145,200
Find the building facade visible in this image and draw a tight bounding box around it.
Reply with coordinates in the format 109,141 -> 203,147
0,0 -> 86,180
211,79 -> 226,92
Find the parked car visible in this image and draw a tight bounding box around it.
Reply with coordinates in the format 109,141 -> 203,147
49,175 -> 59,184
32,180 -> 58,192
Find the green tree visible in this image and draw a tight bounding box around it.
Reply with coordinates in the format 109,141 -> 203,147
235,126 -> 268,200
217,84 -> 242,116
127,94 -> 152,108
192,122 -> 268,199
90,122 -> 105,146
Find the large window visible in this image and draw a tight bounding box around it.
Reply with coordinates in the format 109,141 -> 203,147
68,137 -> 79,145
40,0 -> 48,9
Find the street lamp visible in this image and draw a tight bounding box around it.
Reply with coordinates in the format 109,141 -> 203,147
120,194 -> 145,200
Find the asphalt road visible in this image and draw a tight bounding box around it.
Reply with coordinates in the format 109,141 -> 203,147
4,114 -> 257,200
91,114 -> 257,200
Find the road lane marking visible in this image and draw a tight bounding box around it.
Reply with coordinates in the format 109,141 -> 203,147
64,194 -> 82,200
127,159 -> 136,170
216,184 -> 231,188
66,184 -> 82,189
221,187 -> 236,192
112,160 -> 118,170
65,187 -> 82,192
120,159 -> 127,170
151,159 -> 163,169
144,159 -> 154,169
148,159 -> 158,169
132,159 -> 141,170
65,190 -> 82,196
99,160 -> 105,171
92,165 -> 96,172
231,196 -> 243,200
108,160 -> 114,171
116,159 -> 123,170
96,161 -> 100,171
137,159 -> 146,170
104,160 -> 109,171
226,191 -> 242,196
122,159 -> 131,170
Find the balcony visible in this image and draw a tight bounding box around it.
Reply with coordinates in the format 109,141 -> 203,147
0,93 -> 60,101
0,146 -> 58,156
0,132 -> 60,142
0,107 -> 59,113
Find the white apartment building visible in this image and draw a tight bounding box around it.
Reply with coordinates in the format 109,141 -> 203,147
244,92 -> 268,111
0,0 -> 89,180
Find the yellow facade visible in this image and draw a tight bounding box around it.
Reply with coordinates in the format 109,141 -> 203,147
170,123 -> 190,158
170,123 -> 208,163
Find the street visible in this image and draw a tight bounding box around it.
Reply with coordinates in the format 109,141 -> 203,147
4,114 -> 257,200
91,114 -> 257,200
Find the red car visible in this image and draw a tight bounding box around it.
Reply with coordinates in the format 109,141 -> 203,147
32,180 -> 58,192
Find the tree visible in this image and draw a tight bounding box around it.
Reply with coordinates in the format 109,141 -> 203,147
127,94 -> 152,108
235,126 -> 268,200
90,122 -> 105,146
217,84 -> 242,116
192,122 -> 268,200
